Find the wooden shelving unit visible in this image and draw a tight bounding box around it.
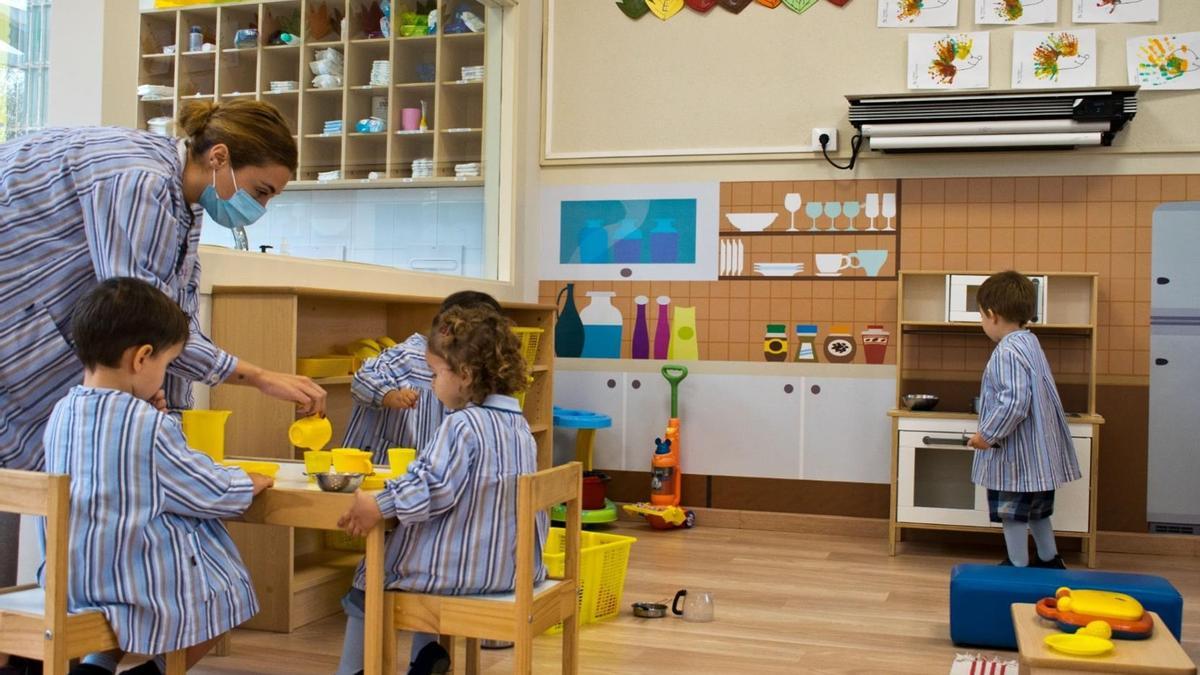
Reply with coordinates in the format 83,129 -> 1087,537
888,271 -> 1104,567
209,286 -> 554,632
137,0 -> 488,187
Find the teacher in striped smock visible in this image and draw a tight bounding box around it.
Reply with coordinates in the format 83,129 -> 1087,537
0,100 -> 327,586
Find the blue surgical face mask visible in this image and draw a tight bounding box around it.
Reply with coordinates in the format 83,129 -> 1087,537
198,164 -> 266,229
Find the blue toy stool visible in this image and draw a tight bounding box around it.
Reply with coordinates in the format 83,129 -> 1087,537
950,564 -> 1183,649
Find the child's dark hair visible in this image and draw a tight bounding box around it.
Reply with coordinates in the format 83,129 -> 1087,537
428,306 -> 528,405
72,277 -> 190,369
438,290 -> 502,316
976,271 -> 1037,326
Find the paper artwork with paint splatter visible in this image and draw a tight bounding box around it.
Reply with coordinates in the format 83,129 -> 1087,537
1127,33 -> 1200,91
1012,30 -> 1096,88
975,0 -> 1056,25
878,0 -> 958,27
908,32 -> 990,89
1073,0 -> 1157,24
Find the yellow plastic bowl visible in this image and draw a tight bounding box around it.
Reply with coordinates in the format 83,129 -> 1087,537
223,460 -> 280,478
362,472 -> 391,490
376,336 -> 398,349
289,415 -> 333,450
350,338 -> 382,356
296,356 -> 353,378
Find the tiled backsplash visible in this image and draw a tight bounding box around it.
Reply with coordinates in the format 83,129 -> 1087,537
200,187 -> 488,278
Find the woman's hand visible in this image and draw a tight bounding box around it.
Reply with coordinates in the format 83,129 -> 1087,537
338,490 -> 383,538
229,361 -> 327,416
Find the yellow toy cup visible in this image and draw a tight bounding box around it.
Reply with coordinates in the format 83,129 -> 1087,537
180,410 -> 232,462
304,450 -> 333,476
289,415 -> 332,450
388,448 -> 416,474
331,448 -> 373,474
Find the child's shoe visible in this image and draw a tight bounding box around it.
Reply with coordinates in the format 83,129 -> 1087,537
1031,554 -> 1067,569
408,642 -> 451,675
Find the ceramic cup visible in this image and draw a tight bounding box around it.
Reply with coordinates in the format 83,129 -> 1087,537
331,448 -> 373,474
814,253 -> 858,276
388,447 -> 417,474
672,589 -> 714,623
854,249 -> 889,277
304,450 -> 333,476
400,107 -> 421,131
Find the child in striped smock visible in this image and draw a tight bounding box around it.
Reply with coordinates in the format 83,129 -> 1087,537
335,305 -> 547,675
967,271 -> 1081,569
40,278 -> 272,675
342,291 -> 503,465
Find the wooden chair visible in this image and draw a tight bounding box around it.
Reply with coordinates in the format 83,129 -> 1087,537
0,468 -> 186,675
383,461 -> 583,674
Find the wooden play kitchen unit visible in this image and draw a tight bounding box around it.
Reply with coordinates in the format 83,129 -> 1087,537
888,271 -> 1104,567
209,286 -> 554,633
1011,603 -> 1196,674
137,0 -> 488,184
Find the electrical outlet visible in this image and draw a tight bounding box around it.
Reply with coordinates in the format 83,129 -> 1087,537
813,128 -> 838,152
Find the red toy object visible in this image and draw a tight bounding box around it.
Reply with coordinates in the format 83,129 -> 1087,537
1036,588 -> 1155,640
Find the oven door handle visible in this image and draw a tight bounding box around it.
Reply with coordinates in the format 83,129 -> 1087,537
922,435 -> 970,447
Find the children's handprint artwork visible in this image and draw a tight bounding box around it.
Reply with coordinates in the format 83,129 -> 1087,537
878,0 -> 958,28
1074,0 -> 1157,24
1127,33 -> 1200,90
1013,30 -> 1096,88
908,33 -> 990,89
976,0 -> 1055,25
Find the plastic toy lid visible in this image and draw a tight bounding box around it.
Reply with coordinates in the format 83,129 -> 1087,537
552,406 -> 612,429
1044,633 -> 1114,657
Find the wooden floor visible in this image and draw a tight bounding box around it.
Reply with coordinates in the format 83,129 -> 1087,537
192,523 -> 1200,674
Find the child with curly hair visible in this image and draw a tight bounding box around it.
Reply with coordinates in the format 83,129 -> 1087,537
334,306 -> 547,675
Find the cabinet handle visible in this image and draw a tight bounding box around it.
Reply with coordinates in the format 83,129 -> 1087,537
1156,277 -> 1170,285
922,435 -> 969,446
1154,358 -> 1169,366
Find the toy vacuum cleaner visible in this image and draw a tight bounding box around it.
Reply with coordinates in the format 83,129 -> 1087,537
623,365 -> 695,530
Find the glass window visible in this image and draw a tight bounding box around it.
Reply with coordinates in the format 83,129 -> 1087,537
0,0 -> 52,142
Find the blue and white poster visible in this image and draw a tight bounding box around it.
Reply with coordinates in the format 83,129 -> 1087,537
541,183 -> 718,281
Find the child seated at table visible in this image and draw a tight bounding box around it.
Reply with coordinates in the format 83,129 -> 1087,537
42,277 -> 272,675
342,291 -> 502,465
335,305 -> 548,675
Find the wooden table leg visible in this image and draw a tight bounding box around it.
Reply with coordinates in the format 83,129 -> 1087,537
382,592 -> 397,675
364,523 -> 385,675
213,632 -> 231,656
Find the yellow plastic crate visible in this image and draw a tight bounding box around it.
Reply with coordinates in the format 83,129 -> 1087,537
514,376 -> 535,411
542,528 -> 636,631
512,327 -> 544,367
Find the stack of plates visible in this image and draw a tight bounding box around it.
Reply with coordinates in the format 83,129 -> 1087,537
454,162 -> 481,178
137,84 -> 175,100
753,262 -> 805,277
269,80 -> 299,93
369,60 -> 391,86
461,65 -> 484,82
411,158 -> 434,179
317,169 -> 341,182
323,119 -> 343,135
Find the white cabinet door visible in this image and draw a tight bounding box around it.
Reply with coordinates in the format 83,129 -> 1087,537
1053,438 -> 1091,533
621,371 -> 674,476
663,373 -> 804,479
801,377 -> 895,484
552,370 -> 626,471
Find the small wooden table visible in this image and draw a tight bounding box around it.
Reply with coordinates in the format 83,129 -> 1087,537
1011,603 -> 1196,675
235,461 -> 391,675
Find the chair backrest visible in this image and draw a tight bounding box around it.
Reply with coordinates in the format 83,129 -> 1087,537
0,469 -> 70,663
515,462 -> 581,610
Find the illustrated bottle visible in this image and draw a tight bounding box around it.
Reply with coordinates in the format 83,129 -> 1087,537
795,324 -> 819,362
668,306 -> 698,360
554,283 -> 585,358
653,296 -> 671,360
632,296 -> 651,360
578,218 -> 609,264
648,218 -> 679,263
579,291 -> 623,359
611,219 -> 643,264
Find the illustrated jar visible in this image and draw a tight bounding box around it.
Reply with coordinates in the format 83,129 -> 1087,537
824,324 -> 857,363
861,325 -> 890,364
763,324 -> 788,362
795,324 -> 818,362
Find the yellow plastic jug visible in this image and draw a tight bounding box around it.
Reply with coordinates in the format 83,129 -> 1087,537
181,410 -> 232,462
289,415 -> 333,450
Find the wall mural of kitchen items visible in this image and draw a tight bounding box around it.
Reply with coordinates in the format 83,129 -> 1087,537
555,283 -> 585,358
580,291 -> 624,359
669,306 -> 700,360
824,325 -> 857,363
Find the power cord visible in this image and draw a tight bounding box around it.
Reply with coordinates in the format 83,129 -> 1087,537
819,132 -> 863,171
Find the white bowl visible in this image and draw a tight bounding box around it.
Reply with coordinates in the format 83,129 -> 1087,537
726,213 -> 778,232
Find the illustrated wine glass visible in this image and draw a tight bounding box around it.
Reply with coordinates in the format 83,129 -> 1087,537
864,193 -> 880,232
824,201 -> 842,231
843,201 -> 861,232
882,193 -> 897,231
784,193 -> 802,232
805,201 -> 823,232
